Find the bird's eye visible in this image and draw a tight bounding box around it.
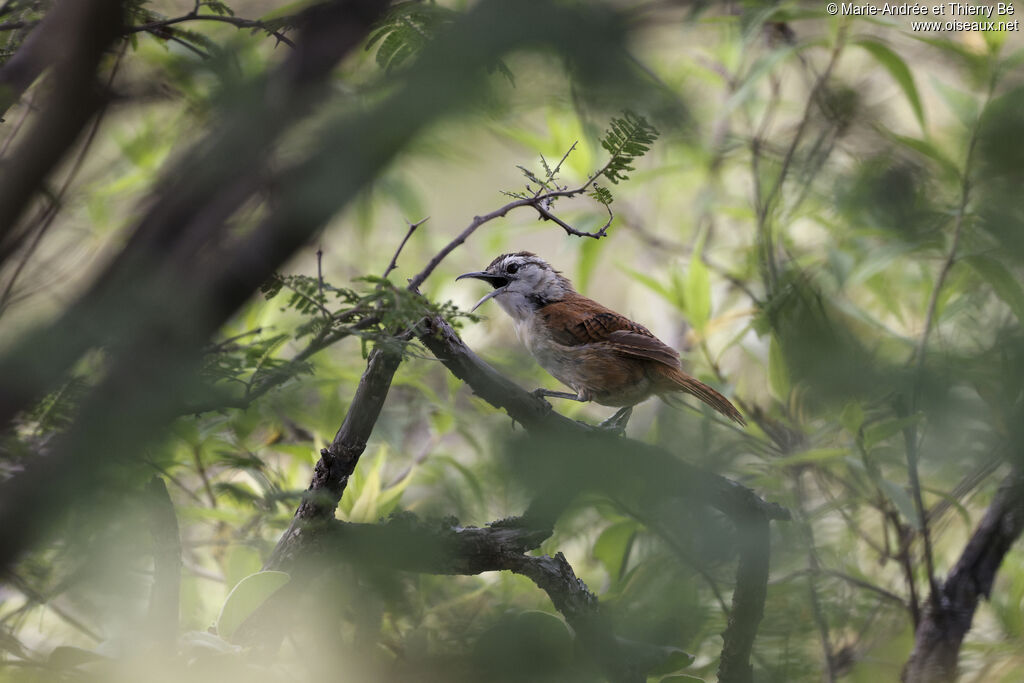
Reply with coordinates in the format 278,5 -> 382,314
507,263 -> 519,274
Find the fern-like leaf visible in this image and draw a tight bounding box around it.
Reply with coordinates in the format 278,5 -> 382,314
599,111 -> 659,185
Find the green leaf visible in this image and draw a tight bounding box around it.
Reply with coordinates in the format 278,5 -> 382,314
931,77 -> 979,129
223,544 -> 263,592
768,334 -> 790,400
772,448 -> 847,467
685,242 -> 711,331
881,480 -> 921,528
648,646 -> 697,675
965,255 -> 1024,324
659,675 -> 705,682
598,111 -> 659,185
887,133 -> 960,182
620,265 -> 674,303
216,571 -> 291,641
840,402 -> 865,435
862,415 -> 922,452
853,38 -> 925,131
593,520 -> 638,582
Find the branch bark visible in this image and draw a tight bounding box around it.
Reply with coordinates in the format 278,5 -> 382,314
903,467 -> 1024,682
266,344 -> 403,570
417,315 -> 788,679
0,0 -> 124,245
318,514 -> 647,682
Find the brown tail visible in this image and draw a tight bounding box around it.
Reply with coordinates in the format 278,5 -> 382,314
656,366 -> 746,425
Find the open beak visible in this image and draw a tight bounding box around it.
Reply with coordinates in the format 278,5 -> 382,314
456,271 -> 510,312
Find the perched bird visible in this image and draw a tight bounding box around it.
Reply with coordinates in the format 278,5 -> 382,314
457,252 -> 745,427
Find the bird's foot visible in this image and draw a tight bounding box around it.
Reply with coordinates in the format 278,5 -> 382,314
531,388 -> 584,402
597,406 -> 632,435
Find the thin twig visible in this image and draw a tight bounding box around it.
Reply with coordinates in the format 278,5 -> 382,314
314,246 -> 330,320
0,42 -> 126,314
383,216 -> 428,280
407,141 -> 631,291
128,13 -> 295,48
755,24 -> 847,291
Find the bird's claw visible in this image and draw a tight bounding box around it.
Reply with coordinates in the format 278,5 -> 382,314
597,406 -> 632,436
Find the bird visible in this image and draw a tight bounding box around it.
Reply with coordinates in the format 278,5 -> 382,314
457,251 -> 745,428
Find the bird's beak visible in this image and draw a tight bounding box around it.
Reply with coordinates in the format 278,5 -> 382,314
456,271 -> 510,312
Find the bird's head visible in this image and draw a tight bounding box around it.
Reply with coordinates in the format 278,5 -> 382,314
457,252 -> 572,320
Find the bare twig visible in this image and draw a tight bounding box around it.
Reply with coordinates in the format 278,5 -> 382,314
407,140 -> 632,291
383,216 -> 428,280
128,12 -> 296,48
755,25 -> 847,292
0,41 -> 126,314
0,0 -> 124,241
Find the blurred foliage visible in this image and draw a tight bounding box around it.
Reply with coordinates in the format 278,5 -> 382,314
2,0 -> 1024,682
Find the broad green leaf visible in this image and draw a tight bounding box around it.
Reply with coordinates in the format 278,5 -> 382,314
347,452 -> 383,523
965,255 -> 1024,324
576,236 -> 602,293
223,544 -> 263,592
217,571 -> 291,641
659,676 -> 705,682
840,402 -> 865,435
648,646 -> 697,675
854,38 -> 925,131
593,520 -> 638,582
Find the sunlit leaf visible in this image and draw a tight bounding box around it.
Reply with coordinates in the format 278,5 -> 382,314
216,571 -> 291,641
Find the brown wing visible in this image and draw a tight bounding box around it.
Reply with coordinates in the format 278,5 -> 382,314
537,293 -> 681,369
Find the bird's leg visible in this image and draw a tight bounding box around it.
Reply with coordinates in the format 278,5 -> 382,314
531,388 -> 586,402
597,406 -> 632,434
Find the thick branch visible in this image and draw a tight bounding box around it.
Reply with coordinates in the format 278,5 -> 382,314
717,513 -> 769,683
418,315 -> 786,679
0,0 -> 124,242
903,468 -> 1024,682
266,344 -> 403,570
418,315 -> 790,524
321,514 -> 645,682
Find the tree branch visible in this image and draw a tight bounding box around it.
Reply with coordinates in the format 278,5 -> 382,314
128,12 -> 296,49
903,468 -> 1024,682
416,314 -> 788,680
266,343 -> 404,570
0,0 -> 124,242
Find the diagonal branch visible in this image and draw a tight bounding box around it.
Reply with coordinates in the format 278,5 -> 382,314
903,467 -> 1024,682
417,314 -> 788,681
0,0 -> 124,243
418,315 -> 790,523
